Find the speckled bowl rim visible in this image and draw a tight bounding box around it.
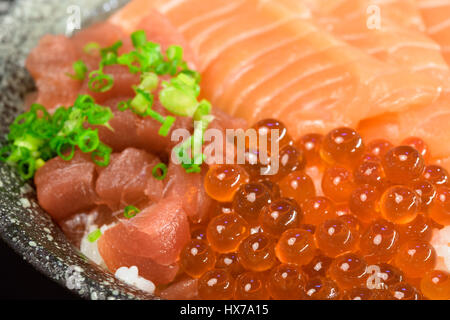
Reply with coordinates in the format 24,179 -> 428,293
0,0 -> 157,300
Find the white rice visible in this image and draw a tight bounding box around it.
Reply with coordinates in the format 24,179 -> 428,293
115,266 -> 156,294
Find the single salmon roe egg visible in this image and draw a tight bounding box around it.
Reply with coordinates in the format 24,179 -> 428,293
395,241 -> 436,278
399,214 -> 433,243
382,146 -> 425,185
191,226 -> 207,241
428,186 -> 450,225
275,229 -> 316,266
250,118 -> 292,153
302,196 -> 336,225
320,127 -> 365,167
234,272 -> 269,300
354,160 -> 387,191
366,139 -> 394,158
243,147 -> 270,179
260,179 -> 281,199
377,263 -> 404,288
204,165 -> 250,202
337,214 -> 362,234
296,133 -> 324,167
411,179 -> 436,211
328,253 -> 368,290
271,145 -> 306,181
316,219 -> 358,257
321,165 -> 355,202
304,277 -> 341,300
259,198 -> 302,236
232,183 -> 272,225
267,264 -> 307,299
420,270 -> 450,300
198,269 -> 235,300
215,252 -> 245,277
423,165 -> 449,186
302,251 -> 333,278
206,213 -> 250,253
401,137 -> 430,161
237,233 -> 277,272
389,282 -> 421,300
349,185 -> 381,223
180,239 -> 216,278
380,186 -> 420,224
279,171 -> 316,205
360,219 -> 400,264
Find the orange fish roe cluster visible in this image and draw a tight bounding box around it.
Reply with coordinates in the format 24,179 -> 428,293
171,120 -> 450,300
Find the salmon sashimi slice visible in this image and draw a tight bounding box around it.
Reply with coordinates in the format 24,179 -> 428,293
34,151 -> 98,221
97,197 -> 190,268
298,0 -> 450,81
111,0 -> 442,139
358,89 -> 450,170
417,0 -> 450,65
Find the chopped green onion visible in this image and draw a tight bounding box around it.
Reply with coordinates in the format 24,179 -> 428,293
91,143 -> 112,167
84,42 -> 101,55
139,72 -> 159,92
77,129 -> 100,153
87,229 -> 102,243
158,116 -> 175,137
193,100 -> 212,121
159,86 -> 198,116
55,140 -> 75,161
130,89 -> 153,115
87,106 -> 113,125
124,205 -> 140,219
35,158 -> 45,170
117,100 -> 130,111
88,71 -> 114,93
152,163 -> 168,181
66,60 -> 88,80
17,157 -> 36,180
131,30 -> 147,49
167,45 -> 183,61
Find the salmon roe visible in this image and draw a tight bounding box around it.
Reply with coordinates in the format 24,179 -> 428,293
320,127 -> 365,167
382,146 -> 425,184
234,272 -> 269,300
275,229 -> 316,266
237,233 -> 277,271
321,165 -> 355,202
316,219 -> 358,257
206,213 -> 249,253
259,198 -> 301,236
180,239 -> 216,278
198,269 -> 235,300
166,119 -> 449,300
420,270 -> 450,300
296,133 -> 323,167
204,164 -> 249,202
380,186 -> 420,224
